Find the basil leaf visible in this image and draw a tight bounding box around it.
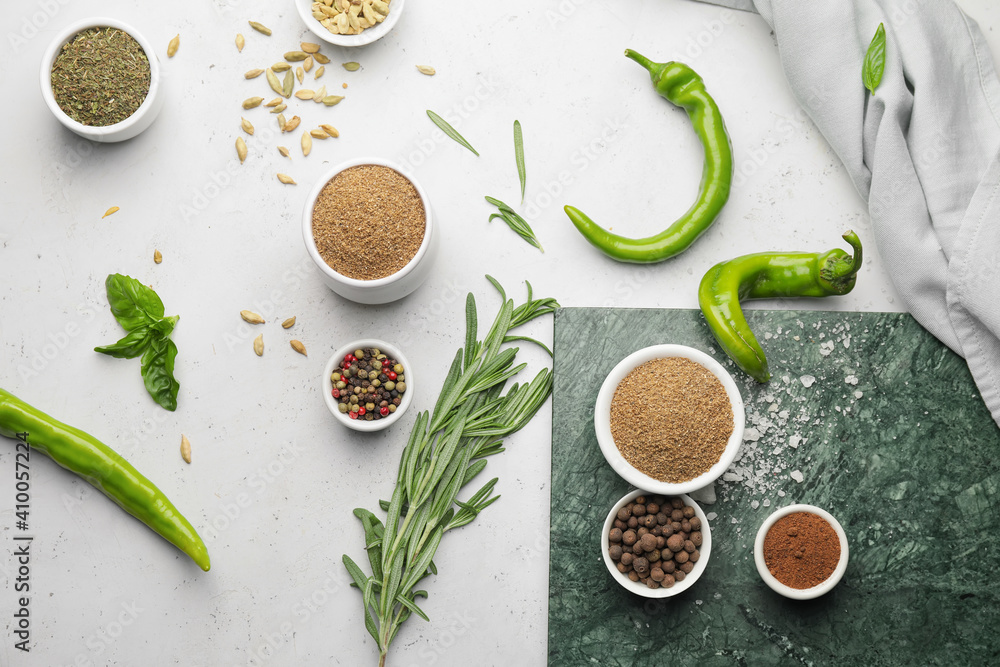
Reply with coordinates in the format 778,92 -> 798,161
149,315 -> 179,338
862,23 -> 886,94
94,327 -> 153,359
105,273 -> 165,332
141,336 -> 179,412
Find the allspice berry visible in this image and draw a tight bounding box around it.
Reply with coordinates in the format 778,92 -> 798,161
689,517 -> 701,531
632,503 -> 646,517
617,507 -> 631,522
683,505 -> 695,519
609,545 -> 623,561
684,540 -> 696,554
667,534 -> 684,553
622,530 -> 637,546
609,528 -> 623,543
691,531 -> 703,547
675,550 -> 690,564
672,509 -> 685,522
650,567 -> 665,582
680,562 -> 694,574
633,557 -> 650,576
662,574 -> 676,588
639,533 -> 657,553
674,570 -> 686,582
621,552 -> 634,566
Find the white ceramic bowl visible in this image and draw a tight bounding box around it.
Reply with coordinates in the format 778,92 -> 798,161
595,344 -> 745,495
322,338 -> 413,432
303,157 -> 436,305
753,504 -> 849,600
40,18 -> 165,142
601,490 -> 712,598
295,0 -> 406,48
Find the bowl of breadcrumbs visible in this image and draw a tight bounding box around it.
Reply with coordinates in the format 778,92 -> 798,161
303,157 -> 436,304
595,344 -> 745,495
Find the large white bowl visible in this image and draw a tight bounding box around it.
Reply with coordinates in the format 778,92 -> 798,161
40,18 -> 165,142
754,503 -> 849,600
303,158 -> 436,304
322,338 -> 413,432
295,0 -> 406,48
595,344 -> 745,495
601,490 -> 712,598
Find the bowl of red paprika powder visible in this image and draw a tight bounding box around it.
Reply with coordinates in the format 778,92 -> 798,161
753,504 -> 849,600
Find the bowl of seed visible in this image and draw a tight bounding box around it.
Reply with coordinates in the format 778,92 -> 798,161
296,0 -> 405,48
602,490 -> 712,598
754,504 -> 849,600
323,338 -> 412,431
303,157 -> 436,305
595,344 -> 745,495
40,18 -> 165,142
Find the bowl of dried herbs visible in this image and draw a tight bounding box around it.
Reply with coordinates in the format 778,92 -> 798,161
40,18 -> 164,142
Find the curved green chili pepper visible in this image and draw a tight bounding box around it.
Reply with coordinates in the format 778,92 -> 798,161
0,388 -> 210,571
564,49 -> 733,263
698,232 -> 863,383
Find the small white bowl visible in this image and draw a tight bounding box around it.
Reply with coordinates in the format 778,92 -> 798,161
595,344 -> 745,495
753,504 -> 849,600
295,0 -> 406,48
323,338 -> 413,432
303,157 -> 436,305
40,18 -> 165,142
601,490 -> 712,598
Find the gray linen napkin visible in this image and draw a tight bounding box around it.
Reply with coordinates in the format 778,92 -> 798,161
693,0 -> 1000,427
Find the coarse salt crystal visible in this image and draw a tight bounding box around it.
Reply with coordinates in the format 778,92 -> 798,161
723,472 -> 742,482
800,375 -> 816,388
707,512 -> 718,521
751,500 -> 759,509
854,390 -> 863,399
763,499 -> 771,507
777,490 -> 785,497
845,375 -> 859,385
790,470 -> 804,483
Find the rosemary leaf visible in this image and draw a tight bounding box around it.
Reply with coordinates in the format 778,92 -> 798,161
514,120 -> 526,202
426,110 -> 479,156
486,196 -> 545,253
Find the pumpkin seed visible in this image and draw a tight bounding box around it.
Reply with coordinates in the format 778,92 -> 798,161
278,146 -> 290,158
272,62 -> 291,72
277,173 -> 296,185
320,123 -> 339,138
153,249 -> 162,264
180,435 -> 191,464
102,206 -> 119,219
241,310 -> 265,324
295,89 -> 315,100
236,137 -> 248,163
167,34 -> 179,58
314,65 -> 325,79
236,33 -> 245,51
342,61 -> 360,71
282,70 -> 294,97
241,117 -> 254,135
266,68 -> 284,96
253,334 -> 264,356
322,95 -> 344,106
245,68 -> 264,79
301,131 -> 312,156
242,96 -> 263,109
416,65 -> 436,76
314,52 -> 330,64
290,340 -> 307,356
249,21 -> 272,36
281,316 -> 296,329
285,51 -> 309,62
301,42 -> 320,53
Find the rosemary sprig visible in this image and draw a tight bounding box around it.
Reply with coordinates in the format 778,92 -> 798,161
513,120 -> 526,202
485,196 -> 544,253
426,110 -> 479,156
343,278 -> 558,667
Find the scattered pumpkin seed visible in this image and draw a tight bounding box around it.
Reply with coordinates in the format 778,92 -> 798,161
301,131 -> 312,156
236,33 -> 245,51
153,249 -> 162,264
314,52 -> 330,64
301,42 -> 320,53
253,334 -> 264,356
417,65 -> 436,76
277,173 -> 296,185
282,316 -> 296,329
236,137 -> 248,163
284,115 -> 301,132
295,89 -> 315,100
285,51 -> 309,62
320,123 -> 339,138
278,146 -> 290,158
243,96 -> 263,109
290,340 -> 307,356
241,117 -> 254,135
245,68 -> 264,79
102,206 -> 119,219
304,56 -> 314,72
314,65 -> 325,79
310,129 -> 328,139
296,67 -> 305,84
342,61 -> 361,71
322,95 -> 344,106
167,34 -> 179,58
241,310 -> 265,324
249,21 -> 272,36
282,70 -> 294,97
272,62 -> 291,73
180,434 -> 191,464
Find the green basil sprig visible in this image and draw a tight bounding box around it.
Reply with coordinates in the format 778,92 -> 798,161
863,22 -> 886,94
95,274 -> 180,411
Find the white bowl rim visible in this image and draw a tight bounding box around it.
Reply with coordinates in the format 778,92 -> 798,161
322,338 -> 413,432
601,490 -> 712,598
294,0 -> 406,47
753,503 -> 850,600
595,344 -> 746,495
302,157 -> 432,289
39,17 -> 161,136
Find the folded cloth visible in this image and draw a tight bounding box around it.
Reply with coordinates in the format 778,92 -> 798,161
694,0 -> 1000,427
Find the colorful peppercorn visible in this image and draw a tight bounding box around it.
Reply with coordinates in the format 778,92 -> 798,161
331,347 -> 406,421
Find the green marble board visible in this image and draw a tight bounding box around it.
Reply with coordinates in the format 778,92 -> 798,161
548,308 -> 1000,666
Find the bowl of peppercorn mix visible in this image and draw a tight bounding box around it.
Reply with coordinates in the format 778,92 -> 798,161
323,338 -> 412,431
602,489 -> 712,598
40,18 -> 165,142
595,344 -> 745,495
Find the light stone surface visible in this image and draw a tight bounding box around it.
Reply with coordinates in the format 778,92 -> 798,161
0,1 -> 998,665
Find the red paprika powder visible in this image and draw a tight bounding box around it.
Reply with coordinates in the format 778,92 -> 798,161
762,511 -> 840,589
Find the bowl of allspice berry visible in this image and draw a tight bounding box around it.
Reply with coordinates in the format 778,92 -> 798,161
602,489 -> 711,598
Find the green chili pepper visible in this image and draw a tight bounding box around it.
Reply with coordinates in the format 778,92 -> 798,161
0,388 -> 210,571
698,232 -> 864,383
564,49 -> 733,263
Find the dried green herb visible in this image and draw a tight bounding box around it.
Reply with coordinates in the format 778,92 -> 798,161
486,196 -> 544,253
426,110 -> 479,156
50,27 -> 151,127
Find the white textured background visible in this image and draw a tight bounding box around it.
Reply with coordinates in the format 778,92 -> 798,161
0,1 -> 997,665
